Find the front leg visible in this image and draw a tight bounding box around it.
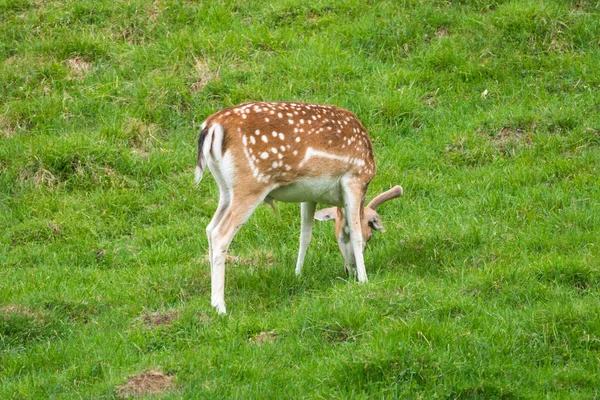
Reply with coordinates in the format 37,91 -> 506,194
295,201 -> 316,275
336,218 -> 356,277
342,182 -> 368,282
209,191 -> 266,314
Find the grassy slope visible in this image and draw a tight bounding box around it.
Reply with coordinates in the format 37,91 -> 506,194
1,0 -> 599,398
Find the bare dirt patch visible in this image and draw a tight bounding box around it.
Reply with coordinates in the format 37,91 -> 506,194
491,126 -> 532,155
435,27 -> 450,37
116,370 -> 176,398
249,329 -> 277,345
494,126 -> 527,141
140,310 -> 179,328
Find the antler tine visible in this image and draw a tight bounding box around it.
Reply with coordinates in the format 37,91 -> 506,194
366,185 -> 403,210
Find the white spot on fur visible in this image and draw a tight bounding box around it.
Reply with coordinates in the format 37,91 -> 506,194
262,135 -> 268,143
260,152 -> 269,159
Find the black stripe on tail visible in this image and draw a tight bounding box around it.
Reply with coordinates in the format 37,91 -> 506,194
197,124 -> 209,171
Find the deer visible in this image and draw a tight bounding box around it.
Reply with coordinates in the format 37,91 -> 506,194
195,102 -> 403,313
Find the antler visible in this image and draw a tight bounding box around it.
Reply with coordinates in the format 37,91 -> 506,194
366,185 -> 403,210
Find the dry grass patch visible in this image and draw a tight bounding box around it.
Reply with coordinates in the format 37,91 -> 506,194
249,329 -> 277,345
117,370 -> 176,398
149,0 -> 162,22
123,117 -> 161,157
19,163 -> 58,189
190,58 -> 218,91
66,57 -> 92,79
0,305 -> 42,320
1,116 -> 19,137
204,251 -> 275,267
421,88 -> 440,109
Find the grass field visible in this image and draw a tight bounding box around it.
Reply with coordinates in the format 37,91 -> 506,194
1,0 -> 600,398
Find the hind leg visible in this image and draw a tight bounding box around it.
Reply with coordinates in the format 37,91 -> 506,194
206,186 -> 231,264
209,190 -> 267,313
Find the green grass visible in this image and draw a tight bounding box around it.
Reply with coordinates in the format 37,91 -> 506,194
1,0 -> 599,398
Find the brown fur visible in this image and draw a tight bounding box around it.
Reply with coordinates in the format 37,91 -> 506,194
199,102 -> 376,190
197,102 -> 402,313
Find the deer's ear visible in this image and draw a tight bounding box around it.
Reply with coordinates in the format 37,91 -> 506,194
314,207 -> 338,222
365,208 -> 386,232
368,215 -> 386,232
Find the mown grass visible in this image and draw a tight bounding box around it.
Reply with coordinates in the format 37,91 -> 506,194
1,0 -> 599,398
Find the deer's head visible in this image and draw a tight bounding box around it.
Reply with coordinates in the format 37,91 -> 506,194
314,185 -> 403,255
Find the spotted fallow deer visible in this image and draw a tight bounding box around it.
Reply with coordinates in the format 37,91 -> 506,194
195,102 -> 403,313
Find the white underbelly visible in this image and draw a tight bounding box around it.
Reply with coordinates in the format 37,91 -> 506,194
268,177 -> 344,206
